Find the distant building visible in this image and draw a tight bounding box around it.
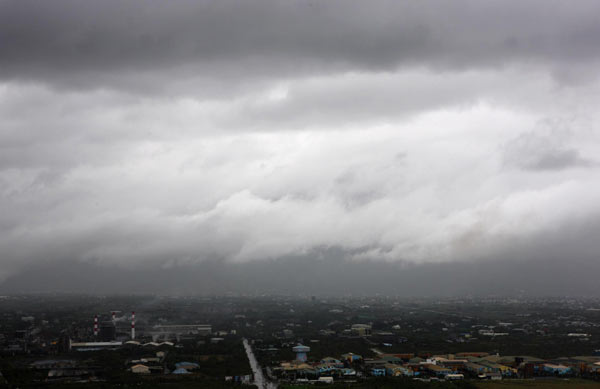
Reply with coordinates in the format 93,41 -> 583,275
175,362 -> 199,370
131,364 -> 150,374
456,352 -> 489,358
151,324 -> 211,341
153,324 -> 211,335
342,353 -> 362,362
320,357 -> 343,368
543,363 -> 572,375
424,363 -> 452,377
351,324 -> 371,337
69,341 -> 123,351
385,364 -> 413,377
370,367 -> 386,376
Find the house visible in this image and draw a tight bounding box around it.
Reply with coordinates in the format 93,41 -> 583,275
131,364 -> 151,374
341,368 -> 356,376
456,352 -> 489,358
365,359 -> 388,367
380,355 -> 404,364
320,357 -> 343,367
424,363 -> 453,377
175,362 -> 199,370
477,360 -> 515,376
316,364 -> 335,375
465,362 -> 488,375
341,352 -> 362,362
543,364 -> 572,375
438,359 -> 468,369
385,364 -> 413,377
370,367 -> 386,376
131,357 -> 161,364
351,324 -> 372,337
386,353 -> 414,361
475,360 -> 502,373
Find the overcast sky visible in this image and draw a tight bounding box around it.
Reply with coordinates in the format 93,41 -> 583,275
1,0 -> 600,286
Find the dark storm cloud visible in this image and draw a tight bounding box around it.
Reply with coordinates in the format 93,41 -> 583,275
1,0 -> 600,294
1,0 -> 600,90
5,216 -> 600,296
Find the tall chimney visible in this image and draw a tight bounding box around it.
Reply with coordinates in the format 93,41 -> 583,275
131,311 -> 135,340
111,311 -> 116,322
94,315 -> 99,337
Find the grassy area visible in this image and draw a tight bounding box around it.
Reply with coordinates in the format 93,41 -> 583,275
476,379 -> 600,389
280,378 -> 477,388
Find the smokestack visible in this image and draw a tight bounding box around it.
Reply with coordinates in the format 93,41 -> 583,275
94,315 -> 98,337
111,311 -> 116,322
131,311 -> 135,340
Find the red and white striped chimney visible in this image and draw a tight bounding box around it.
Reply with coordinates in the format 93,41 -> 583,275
111,311 -> 116,321
94,315 -> 99,336
131,311 -> 135,340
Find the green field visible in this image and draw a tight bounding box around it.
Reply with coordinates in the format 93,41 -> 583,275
476,379 -> 600,389
280,379 -> 600,389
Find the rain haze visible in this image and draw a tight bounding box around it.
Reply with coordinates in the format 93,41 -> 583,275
2,0 -> 600,295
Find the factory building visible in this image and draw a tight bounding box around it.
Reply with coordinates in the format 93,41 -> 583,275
150,324 -> 211,341
69,341 -> 123,351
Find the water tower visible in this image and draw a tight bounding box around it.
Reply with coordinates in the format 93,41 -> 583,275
292,344 -> 310,362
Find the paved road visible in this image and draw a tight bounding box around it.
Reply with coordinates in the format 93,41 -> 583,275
243,338 -> 278,389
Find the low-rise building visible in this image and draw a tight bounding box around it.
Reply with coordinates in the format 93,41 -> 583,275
131,364 -> 150,374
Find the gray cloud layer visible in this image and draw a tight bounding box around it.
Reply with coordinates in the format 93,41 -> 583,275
2,0 -> 600,90
1,0 -> 600,292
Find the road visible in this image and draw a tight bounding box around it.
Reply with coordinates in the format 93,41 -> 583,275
243,338 -> 278,389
